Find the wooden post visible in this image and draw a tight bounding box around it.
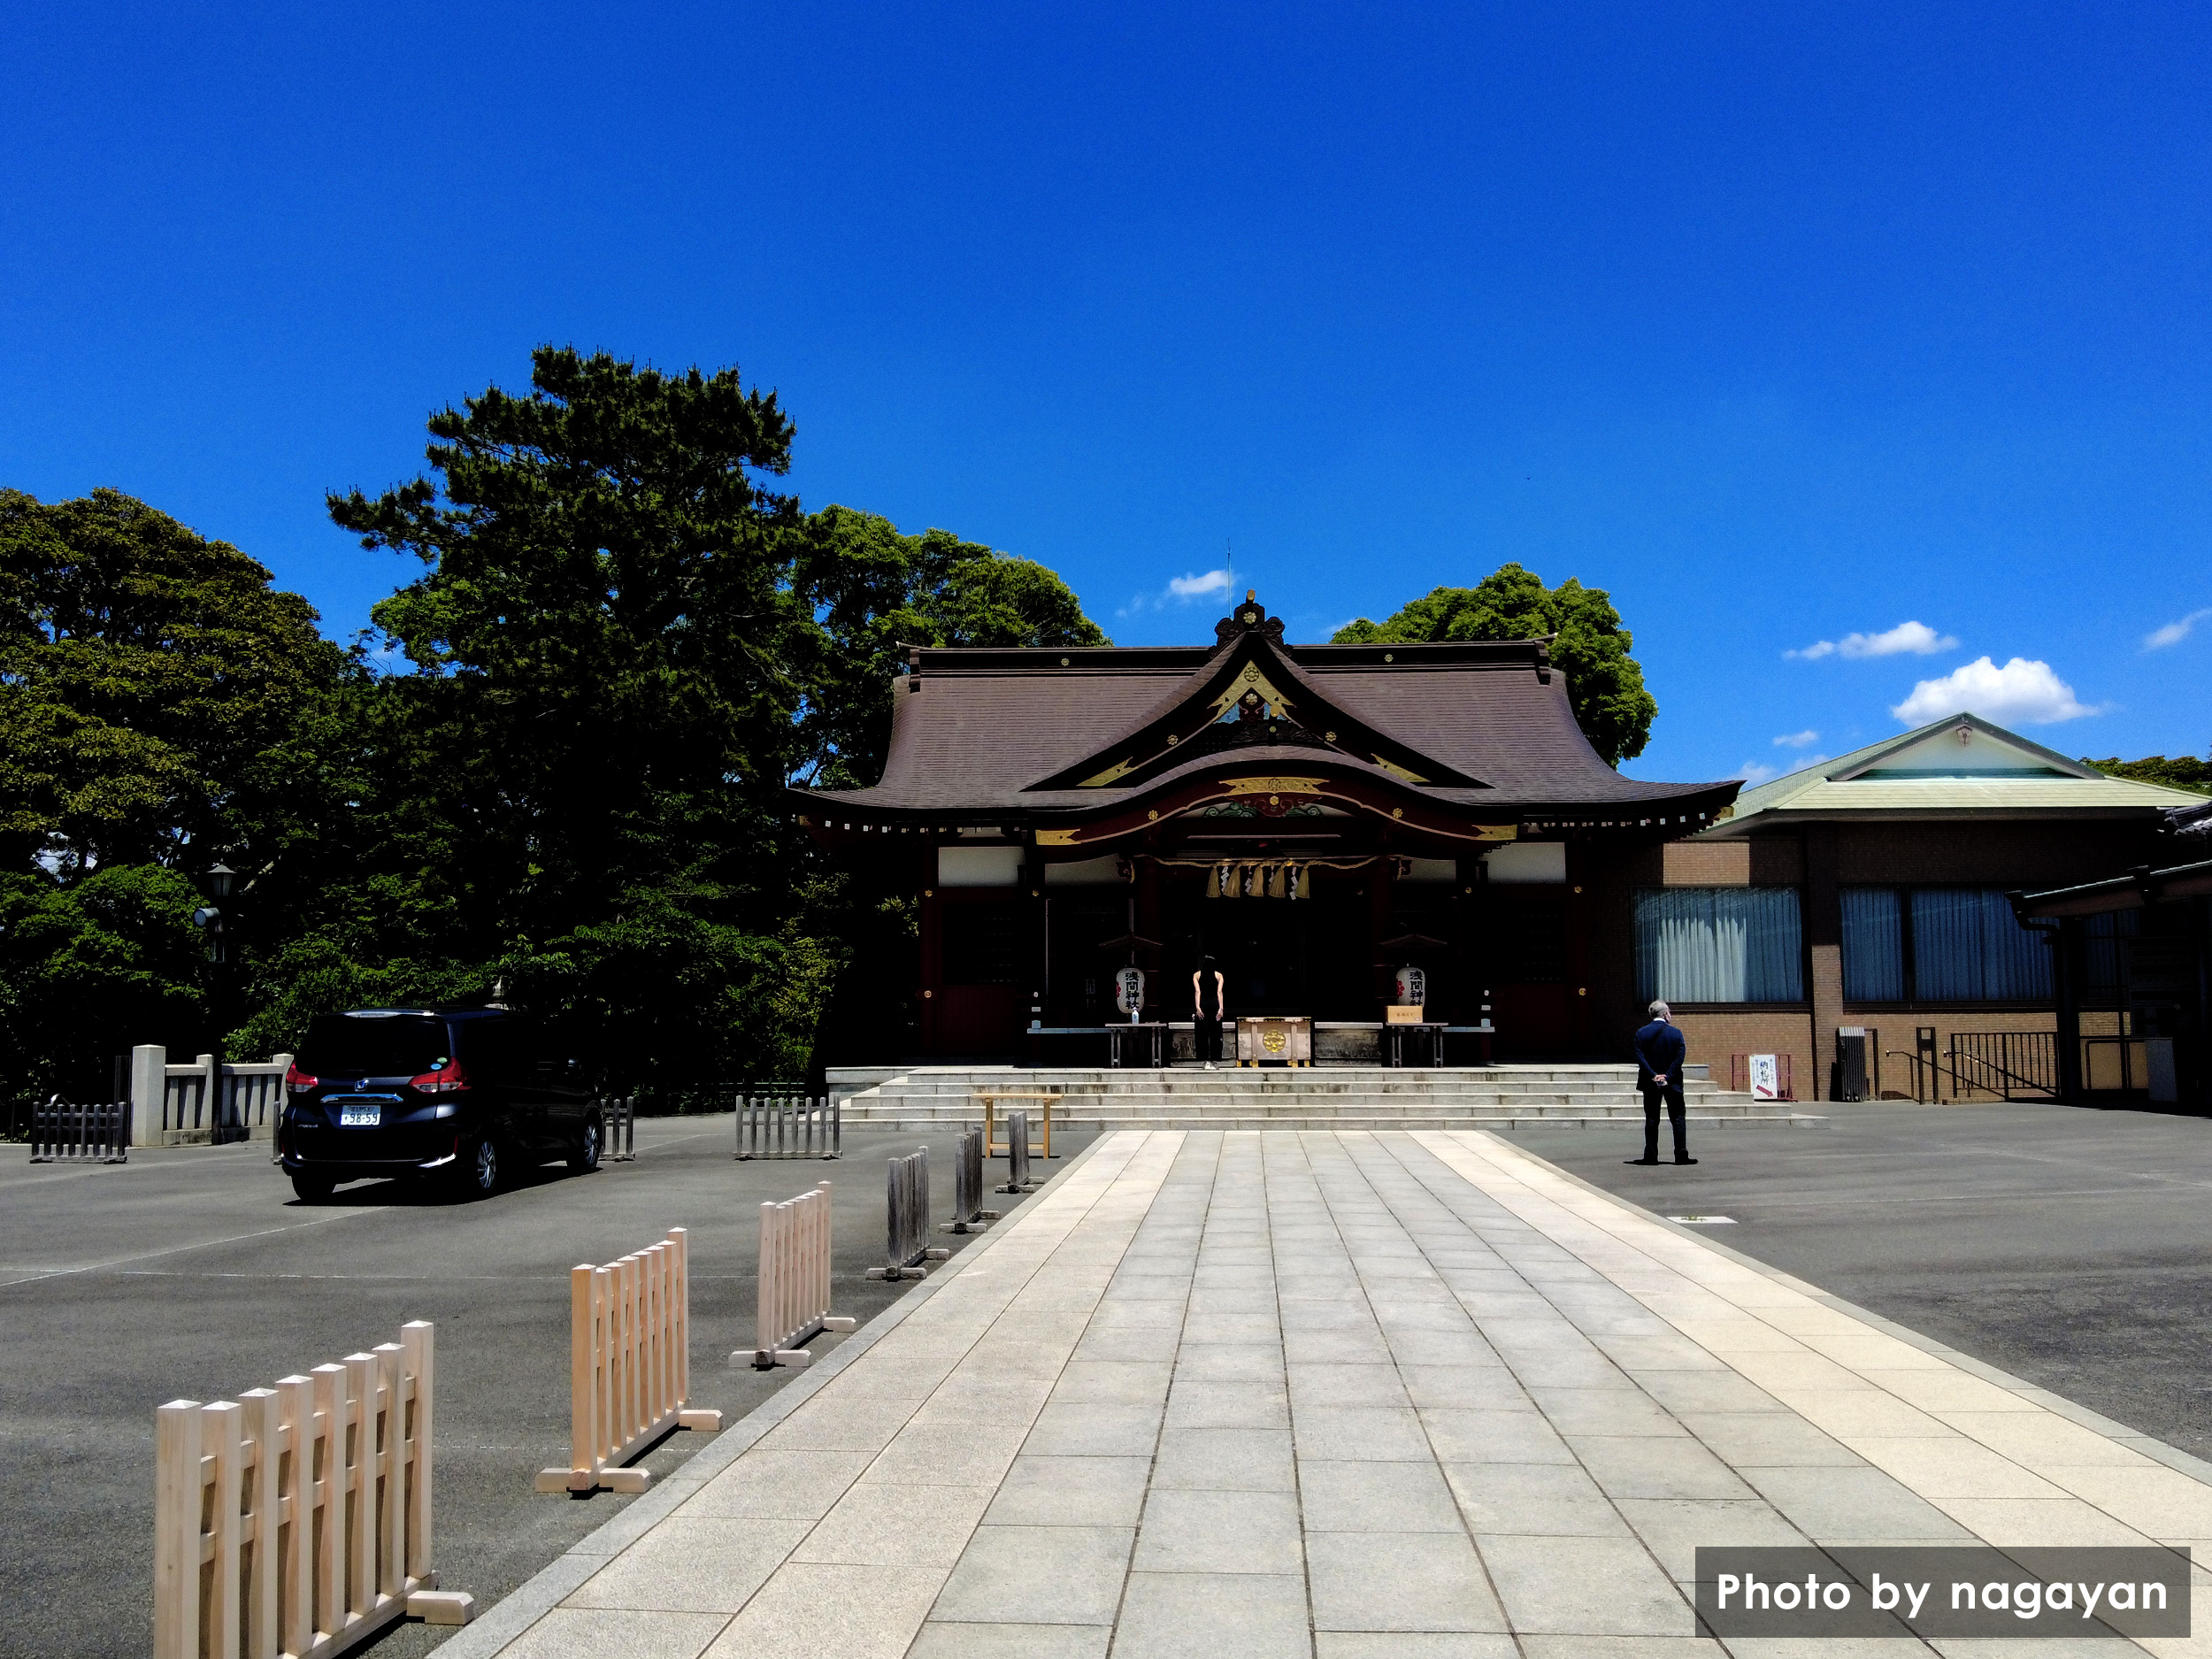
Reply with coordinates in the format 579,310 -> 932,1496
277,1374 -> 313,1657
154,1400 -> 201,1659
240,1387 -> 280,1658
311,1363 -> 342,1640
375,1343 -> 405,1600
402,1324 -> 434,1581
204,1400 -> 243,1659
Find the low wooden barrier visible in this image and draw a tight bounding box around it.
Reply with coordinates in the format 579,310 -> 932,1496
996,1110 -> 1040,1194
603,1096 -> 636,1161
977,1090 -> 1057,1159
30,1095 -> 130,1163
866,1148 -> 948,1282
736,1093 -> 841,1159
154,1321 -> 472,1659
940,1128 -> 995,1234
535,1229 -> 722,1495
741,1181 -> 856,1370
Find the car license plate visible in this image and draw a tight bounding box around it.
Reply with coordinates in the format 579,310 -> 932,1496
339,1104 -> 381,1127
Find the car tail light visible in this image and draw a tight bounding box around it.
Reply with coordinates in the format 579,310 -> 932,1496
410,1058 -> 470,1094
285,1062 -> 318,1091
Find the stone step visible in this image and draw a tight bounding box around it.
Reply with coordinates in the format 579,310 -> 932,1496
841,1112 -> 1824,1131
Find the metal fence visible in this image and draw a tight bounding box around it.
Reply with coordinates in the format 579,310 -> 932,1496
736,1094 -> 841,1160
30,1096 -> 131,1163
1948,1031 -> 2059,1101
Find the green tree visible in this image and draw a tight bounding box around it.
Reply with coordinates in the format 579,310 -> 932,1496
1334,565 -> 1657,765
319,347 -> 815,1087
0,488 -> 347,876
0,864 -> 209,1127
2085,754 -> 2212,795
789,506 -> 1109,790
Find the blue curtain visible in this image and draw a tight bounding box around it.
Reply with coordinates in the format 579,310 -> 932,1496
1634,888 -> 1804,1003
1910,889 -> 2051,1001
2083,910 -> 2139,1004
1841,889 -> 1904,1002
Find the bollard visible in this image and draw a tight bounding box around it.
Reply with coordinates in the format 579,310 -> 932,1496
996,1110 -> 1040,1194
739,1181 -> 856,1369
940,1127 -> 1000,1234
867,1148 -> 949,1281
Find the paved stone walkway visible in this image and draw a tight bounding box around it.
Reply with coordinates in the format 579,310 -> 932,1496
450,1131 -> 2212,1658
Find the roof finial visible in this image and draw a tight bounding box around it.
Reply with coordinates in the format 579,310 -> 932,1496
1246,588 -> 1256,603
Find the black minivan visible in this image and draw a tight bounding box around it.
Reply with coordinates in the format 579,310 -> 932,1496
277,1007 -> 600,1202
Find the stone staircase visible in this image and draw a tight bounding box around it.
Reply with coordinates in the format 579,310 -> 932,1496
826,1065 -> 1824,1133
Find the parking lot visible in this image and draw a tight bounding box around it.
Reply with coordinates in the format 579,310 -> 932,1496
1509,1099 -> 2212,1462
0,1114 -> 1094,1659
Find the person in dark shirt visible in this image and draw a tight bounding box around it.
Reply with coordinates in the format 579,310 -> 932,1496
1629,1000 -> 1697,1166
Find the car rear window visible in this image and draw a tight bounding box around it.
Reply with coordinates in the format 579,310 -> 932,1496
297,1013 -> 451,1078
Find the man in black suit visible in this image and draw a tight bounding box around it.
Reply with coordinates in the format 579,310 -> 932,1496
1629,1000 -> 1697,1166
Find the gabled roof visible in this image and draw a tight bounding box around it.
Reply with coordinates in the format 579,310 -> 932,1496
795,593 -> 1741,838
1704,712 -> 2205,836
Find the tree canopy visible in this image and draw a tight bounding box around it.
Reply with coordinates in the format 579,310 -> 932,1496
0,352 -> 1115,1121
2085,754 -> 2212,795
0,488 -> 346,876
1333,565 -> 1657,765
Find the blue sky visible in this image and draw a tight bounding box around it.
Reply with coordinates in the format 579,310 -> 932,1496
4,3 -> 2209,786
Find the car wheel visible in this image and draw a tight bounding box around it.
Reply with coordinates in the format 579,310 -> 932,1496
570,1116 -> 602,1172
290,1171 -> 335,1204
457,1136 -> 500,1199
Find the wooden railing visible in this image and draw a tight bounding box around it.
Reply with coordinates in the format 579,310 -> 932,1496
736,1093 -> 841,1159
154,1321 -> 471,1659
535,1229 -> 721,1494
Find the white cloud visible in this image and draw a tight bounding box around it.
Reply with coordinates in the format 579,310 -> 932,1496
2144,608 -> 2212,651
1787,619 -> 1957,661
1117,567 -> 1237,618
1773,729 -> 1820,748
1732,759 -> 1780,785
1168,569 -> 1233,600
1890,656 -> 2100,726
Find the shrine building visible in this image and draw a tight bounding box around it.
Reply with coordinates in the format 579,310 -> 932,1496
795,592 -> 1743,1065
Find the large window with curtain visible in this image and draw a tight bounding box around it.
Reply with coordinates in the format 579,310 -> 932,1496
1633,888 -> 1804,1003
1839,887 -> 2053,1003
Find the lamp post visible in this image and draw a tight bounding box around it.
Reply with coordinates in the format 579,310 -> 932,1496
193,864 -> 236,1136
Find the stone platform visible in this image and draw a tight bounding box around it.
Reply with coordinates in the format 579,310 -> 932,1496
832,1065 -> 1824,1132
440,1130 -> 2212,1659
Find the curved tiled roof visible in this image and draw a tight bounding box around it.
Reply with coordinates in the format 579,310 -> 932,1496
799,608 -> 1737,825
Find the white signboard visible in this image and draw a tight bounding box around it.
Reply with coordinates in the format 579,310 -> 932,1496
1115,966 -> 1146,1018
1747,1053 -> 1779,1101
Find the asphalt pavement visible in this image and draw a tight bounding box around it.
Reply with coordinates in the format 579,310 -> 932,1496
0,1113 -> 1093,1659
1507,1099 -> 2212,1462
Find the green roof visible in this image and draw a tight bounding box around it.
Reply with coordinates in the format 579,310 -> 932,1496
1705,712 -> 2204,834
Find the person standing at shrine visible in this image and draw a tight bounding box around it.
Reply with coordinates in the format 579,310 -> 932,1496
1192,955 -> 1225,1068
1628,1001 -> 1697,1166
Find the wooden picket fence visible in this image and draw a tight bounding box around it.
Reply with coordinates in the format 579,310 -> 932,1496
735,1093 -> 841,1159
603,1096 -> 636,1161
30,1095 -> 130,1163
867,1148 -> 949,1282
154,1321 -> 471,1659
939,1127 -> 995,1235
744,1181 -> 855,1370
535,1228 -> 722,1494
